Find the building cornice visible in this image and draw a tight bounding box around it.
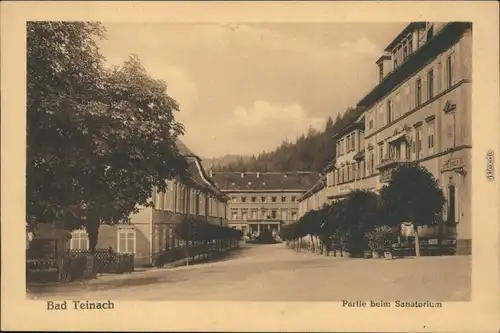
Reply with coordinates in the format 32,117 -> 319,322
357,22 -> 471,109
221,189 -> 306,193
364,79 -> 470,140
325,145 -> 472,197
332,122 -> 365,140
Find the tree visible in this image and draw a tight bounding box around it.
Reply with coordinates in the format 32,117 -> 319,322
340,190 -> 380,257
298,209 -> 322,252
27,22 -> 187,252
379,163 -> 445,256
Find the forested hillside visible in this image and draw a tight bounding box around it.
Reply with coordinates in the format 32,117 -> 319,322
211,106 -> 365,173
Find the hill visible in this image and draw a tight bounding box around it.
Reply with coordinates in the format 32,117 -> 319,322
201,155 -> 253,171
211,106 -> 365,174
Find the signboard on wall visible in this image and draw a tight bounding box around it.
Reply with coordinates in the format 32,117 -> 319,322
441,158 -> 461,172
339,184 -> 353,193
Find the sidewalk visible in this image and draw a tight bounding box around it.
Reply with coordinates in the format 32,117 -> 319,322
27,248 -> 242,297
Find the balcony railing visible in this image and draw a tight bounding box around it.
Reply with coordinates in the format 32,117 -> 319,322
376,155 -> 407,170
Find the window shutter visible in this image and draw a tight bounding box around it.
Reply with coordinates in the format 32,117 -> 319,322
422,75 -> 427,101
409,83 -> 414,110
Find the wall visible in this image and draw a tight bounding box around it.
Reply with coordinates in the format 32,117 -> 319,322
297,25 -> 472,252
226,190 -> 303,225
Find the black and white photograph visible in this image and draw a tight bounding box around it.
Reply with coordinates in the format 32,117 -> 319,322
1,1 -> 499,332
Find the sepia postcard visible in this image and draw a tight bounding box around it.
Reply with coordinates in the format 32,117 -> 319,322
1,1 -> 499,332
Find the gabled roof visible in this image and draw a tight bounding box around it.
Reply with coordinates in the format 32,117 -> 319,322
211,172 -> 319,192
176,139 -> 229,201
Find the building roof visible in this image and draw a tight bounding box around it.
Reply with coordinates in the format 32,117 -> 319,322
175,139 -> 229,201
357,22 -> 471,109
322,159 -> 336,173
175,138 -> 196,156
299,175 -> 326,201
384,22 -> 426,52
332,106 -> 366,140
375,54 -> 392,64
210,172 -> 320,192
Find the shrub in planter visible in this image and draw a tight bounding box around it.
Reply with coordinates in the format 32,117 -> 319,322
363,250 -> 373,259
366,226 -> 398,259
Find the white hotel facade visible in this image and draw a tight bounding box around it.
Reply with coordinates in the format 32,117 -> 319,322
298,22 -> 472,254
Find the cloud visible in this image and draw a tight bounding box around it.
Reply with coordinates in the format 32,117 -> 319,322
338,37 -> 381,57
149,64 -> 199,117
180,100 -> 325,157
102,54 -> 198,121
97,22 -> 400,158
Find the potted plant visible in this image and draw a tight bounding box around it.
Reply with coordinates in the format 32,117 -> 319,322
367,226 -> 398,260
367,238 -> 379,258
366,229 -> 383,259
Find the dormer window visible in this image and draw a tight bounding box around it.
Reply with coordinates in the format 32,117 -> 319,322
378,63 -> 384,82
426,25 -> 434,41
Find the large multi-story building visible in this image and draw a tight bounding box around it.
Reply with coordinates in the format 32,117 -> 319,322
210,172 -> 318,236
66,139 -> 230,266
299,22 -> 472,254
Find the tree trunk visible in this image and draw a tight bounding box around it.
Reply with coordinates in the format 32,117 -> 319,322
437,219 -> 444,245
84,212 -> 99,278
86,214 -> 99,254
414,226 -> 421,257
310,234 -> 315,253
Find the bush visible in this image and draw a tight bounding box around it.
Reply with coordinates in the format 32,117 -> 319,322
366,226 -> 399,253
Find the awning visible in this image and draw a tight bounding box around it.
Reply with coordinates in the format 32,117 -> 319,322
353,150 -> 365,161
387,131 -> 407,144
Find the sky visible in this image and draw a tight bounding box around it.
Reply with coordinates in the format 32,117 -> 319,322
97,22 -> 406,159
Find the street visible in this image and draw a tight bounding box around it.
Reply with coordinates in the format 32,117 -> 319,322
29,243 -> 471,302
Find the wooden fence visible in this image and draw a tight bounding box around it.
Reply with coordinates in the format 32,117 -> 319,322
26,248 -> 134,283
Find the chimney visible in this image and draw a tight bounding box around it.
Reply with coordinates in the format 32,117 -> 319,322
209,170 -> 213,178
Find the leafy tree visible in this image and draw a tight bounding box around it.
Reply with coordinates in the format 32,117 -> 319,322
379,163 -> 446,256
339,190 -> 380,257
27,22 -> 187,252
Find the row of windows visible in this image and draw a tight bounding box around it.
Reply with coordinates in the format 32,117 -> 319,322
368,54 -> 454,132
231,195 -> 296,203
336,133 -> 357,157
328,120 -> 436,186
231,209 -> 298,221
69,229 -> 136,253
153,182 -> 227,219
327,161 -> 366,187
392,33 -> 415,71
